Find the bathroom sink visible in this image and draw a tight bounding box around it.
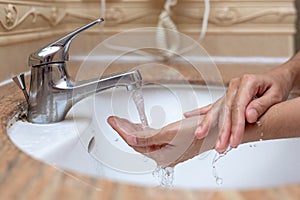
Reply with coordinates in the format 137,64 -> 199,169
7,84 -> 300,189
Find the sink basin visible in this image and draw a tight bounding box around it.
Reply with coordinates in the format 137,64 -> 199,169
7,84 -> 300,189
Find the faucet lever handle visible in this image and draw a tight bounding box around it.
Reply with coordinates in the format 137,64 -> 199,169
12,73 -> 29,104
52,18 -> 104,48
29,18 -> 104,67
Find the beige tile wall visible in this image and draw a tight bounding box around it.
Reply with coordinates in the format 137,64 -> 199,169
0,0 -> 296,83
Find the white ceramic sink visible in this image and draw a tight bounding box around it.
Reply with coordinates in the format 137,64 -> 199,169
7,84 -> 300,189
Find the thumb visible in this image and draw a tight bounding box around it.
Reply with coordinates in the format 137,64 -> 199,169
246,93 -> 280,123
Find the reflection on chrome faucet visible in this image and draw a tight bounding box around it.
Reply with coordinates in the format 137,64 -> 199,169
13,18 -> 142,124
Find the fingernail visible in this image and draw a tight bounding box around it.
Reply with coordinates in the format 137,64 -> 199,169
194,126 -> 203,139
230,134 -> 237,148
183,112 -> 191,118
249,108 -> 258,115
215,138 -> 221,149
107,117 -> 115,125
247,108 -> 258,123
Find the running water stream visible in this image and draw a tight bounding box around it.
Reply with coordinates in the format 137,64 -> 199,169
132,88 -> 149,129
212,148 -> 232,186
132,88 -> 175,187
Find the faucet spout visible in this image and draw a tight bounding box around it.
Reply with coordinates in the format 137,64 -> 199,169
71,70 -> 142,105
27,64 -> 142,124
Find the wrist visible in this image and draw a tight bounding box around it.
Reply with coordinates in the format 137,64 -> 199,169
283,51 -> 300,89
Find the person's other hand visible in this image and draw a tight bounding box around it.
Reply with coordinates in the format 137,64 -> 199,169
107,115 -> 217,167
185,66 -> 294,153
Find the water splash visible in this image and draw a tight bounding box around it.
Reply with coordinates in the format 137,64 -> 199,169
212,147 -> 232,185
132,88 -> 149,129
152,166 -> 175,188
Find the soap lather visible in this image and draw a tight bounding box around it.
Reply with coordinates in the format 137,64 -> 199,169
13,18 -> 142,124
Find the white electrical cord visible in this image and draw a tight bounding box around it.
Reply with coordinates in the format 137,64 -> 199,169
199,0 -> 210,43
178,0 -> 210,55
100,0 -> 106,38
156,0 -> 180,60
156,0 -> 210,57
100,0 -> 210,61
101,0 -> 106,19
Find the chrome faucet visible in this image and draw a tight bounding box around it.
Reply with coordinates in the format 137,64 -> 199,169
13,18 -> 142,124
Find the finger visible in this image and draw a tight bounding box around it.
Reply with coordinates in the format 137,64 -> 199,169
194,102 -> 220,139
214,82 -> 238,152
184,104 -> 213,118
108,116 -> 196,148
108,116 -> 170,151
230,75 -> 262,147
107,116 -> 144,132
134,132 -> 171,147
215,109 -> 232,153
132,143 -> 169,154
246,89 -> 283,123
135,116 -> 202,147
107,116 -> 141,145
230,102 -> 248,147
133,121 -> 182,147
108,117 -> 165,147
214,110 -> 231,153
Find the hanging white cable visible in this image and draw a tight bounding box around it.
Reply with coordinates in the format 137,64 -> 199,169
178,0 -> 210,55
100,0 -> 210,61
199,0 -> 210,43
156,0 -> 180,60
103,0 -> 181,61
101,0 -> 106,19
156,0 -> 210,59
99,0 -> 106,38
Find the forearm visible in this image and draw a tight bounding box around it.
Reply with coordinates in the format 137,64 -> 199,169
282,51 -> 300,90
243,96 -> 300,144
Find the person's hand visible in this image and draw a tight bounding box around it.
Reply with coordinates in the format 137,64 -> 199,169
185,66 -> 294,153
107,115 -> 218,167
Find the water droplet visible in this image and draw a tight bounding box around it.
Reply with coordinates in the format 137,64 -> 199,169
249,143 -> 257,148
260,132 -> 264,141
114,138 -> 119,142
216,177 -> 223,185
143,156 -> 148,162
256,120 -> 262,127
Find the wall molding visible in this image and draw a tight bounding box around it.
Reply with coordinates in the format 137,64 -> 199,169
0,0 -> 296,46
